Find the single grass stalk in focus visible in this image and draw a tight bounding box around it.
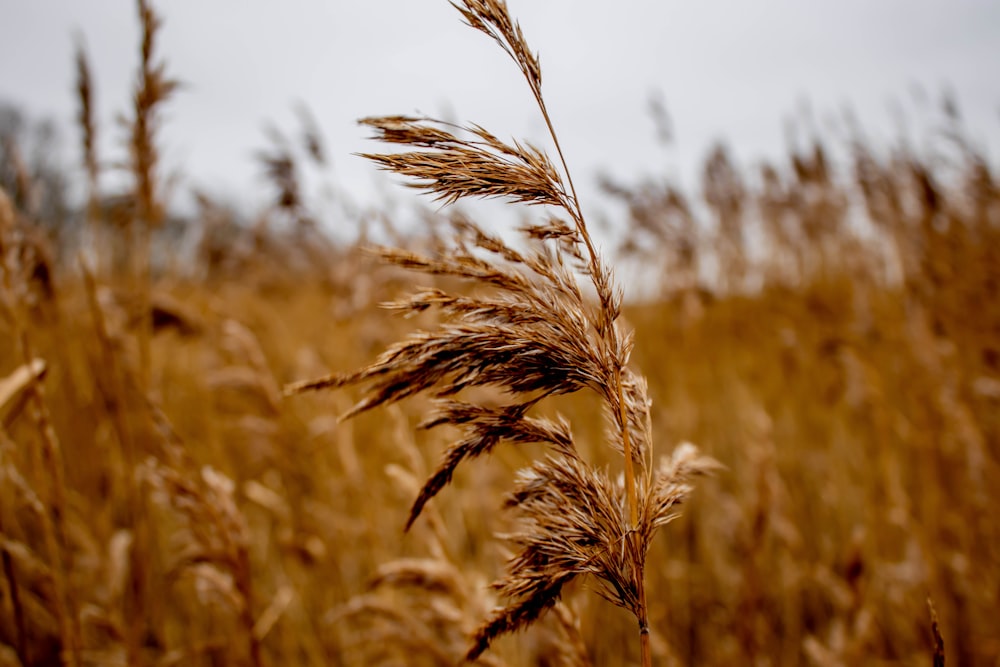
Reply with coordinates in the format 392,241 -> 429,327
288,1 -> 716,663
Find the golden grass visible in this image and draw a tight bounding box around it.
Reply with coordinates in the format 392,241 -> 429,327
296,5 -> 719,662
0,1 -> 998,665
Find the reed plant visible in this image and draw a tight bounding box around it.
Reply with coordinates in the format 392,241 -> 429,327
288,1 -> 715,663
3,0 -> 999,664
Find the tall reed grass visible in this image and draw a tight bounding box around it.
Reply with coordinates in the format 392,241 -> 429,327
0,1 -> 997,665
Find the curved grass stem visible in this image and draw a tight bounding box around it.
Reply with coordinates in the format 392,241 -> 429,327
529,60 -> 650,667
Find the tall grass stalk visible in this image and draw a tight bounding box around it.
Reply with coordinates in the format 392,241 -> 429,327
289,2 -> 715,663
129,0 -> 177,388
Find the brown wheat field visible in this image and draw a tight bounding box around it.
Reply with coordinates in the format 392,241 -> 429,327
1,1 -> 998,666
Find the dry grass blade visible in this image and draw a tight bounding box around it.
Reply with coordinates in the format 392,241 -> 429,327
0,359 -> 46,415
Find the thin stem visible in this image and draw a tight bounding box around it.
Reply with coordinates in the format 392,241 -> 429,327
638,576 -> 651,667
615,366 -> 644,666
531,88 -> 601,283
615,370 -> 638,526
528,81 -> 638,532
528,72 -> 647,667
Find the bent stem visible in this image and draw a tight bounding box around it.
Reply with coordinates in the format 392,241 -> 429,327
340,2 -> 678,662
528,48 -> 650,667
615,371 -> 649,666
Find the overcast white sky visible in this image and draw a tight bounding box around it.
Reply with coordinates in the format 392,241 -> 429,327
2,1 -> 999,218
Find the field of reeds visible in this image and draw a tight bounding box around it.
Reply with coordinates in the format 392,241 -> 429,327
1,1 -> 998,665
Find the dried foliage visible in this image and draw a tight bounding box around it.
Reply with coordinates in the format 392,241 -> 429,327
1,1 -> 997,666
74,40 -> 98,202
359,117 -> 566,208
129,0 -> 177,233
143,446 -> 262,667
468,446 -> 717,661
291,1 -> 713,663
